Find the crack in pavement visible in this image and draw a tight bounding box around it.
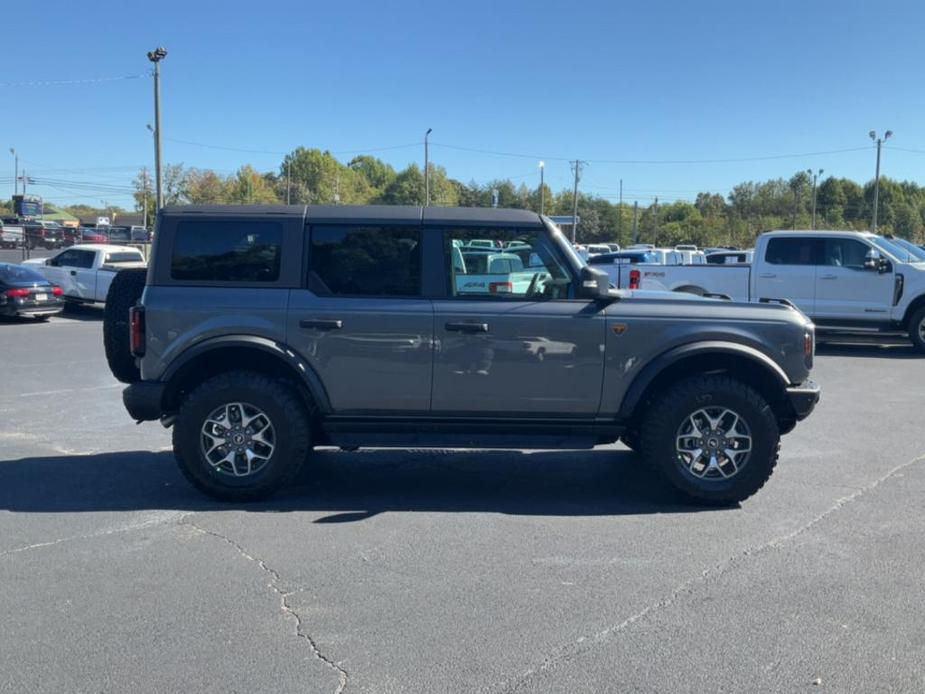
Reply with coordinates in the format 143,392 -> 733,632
495,451 -> 925,693
181,517 -> 348,694
0,511 -> 187,557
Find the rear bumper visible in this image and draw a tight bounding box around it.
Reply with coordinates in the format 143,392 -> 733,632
786,379 -> 821,420
0,302 -> 64,317
123,381 -> 166,421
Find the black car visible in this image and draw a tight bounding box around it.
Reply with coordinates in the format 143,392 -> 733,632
0,263 -> 65,319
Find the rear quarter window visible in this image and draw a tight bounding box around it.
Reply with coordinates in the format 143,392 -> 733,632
171,221 -> 282,282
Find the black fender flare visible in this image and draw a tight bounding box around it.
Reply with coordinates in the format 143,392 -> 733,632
161,335 -> 332,413
616,340 -> 790,420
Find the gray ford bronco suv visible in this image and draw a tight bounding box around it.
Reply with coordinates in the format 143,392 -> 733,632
106,205 -> 820,503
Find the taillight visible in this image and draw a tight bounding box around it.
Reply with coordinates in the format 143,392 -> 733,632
489,281 -> 513,294
130,305 -> 146,357
5,288 -> 30,298
52,286 -> 63,296
629,269 -> 641,290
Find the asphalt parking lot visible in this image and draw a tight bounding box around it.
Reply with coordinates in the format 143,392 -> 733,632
1,309 -> 923,693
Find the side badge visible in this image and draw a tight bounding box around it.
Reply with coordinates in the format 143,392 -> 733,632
611,323 -> 628,336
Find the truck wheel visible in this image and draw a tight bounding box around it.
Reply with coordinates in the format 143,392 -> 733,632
640,375 -> 780,504
173,371 -> 310,501
909,307 -> 925,354
103,268 -> 147,384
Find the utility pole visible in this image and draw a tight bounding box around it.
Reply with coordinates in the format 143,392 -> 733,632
539,161 -> 545,215
286,159 -> 291,205
653,196 -> 659,246
869,129 -> 892,233
147,47 -> 168,210
618,178 -> 623,241
424,128 -> 432,206
142,167 -> 149,229
9,148 -> 17,196
632,201 -> 639,243
569,160 -> 585,243
21,169 -> 27,196
809,168 -> 823,230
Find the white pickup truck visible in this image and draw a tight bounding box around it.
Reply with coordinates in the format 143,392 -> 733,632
23,244 -> 146,304
0,223 -> 24,249
591,229 -> 925,352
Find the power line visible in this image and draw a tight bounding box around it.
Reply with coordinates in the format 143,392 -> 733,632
163,137 -> 421,157
0,73 -> 147,88
431,142 -> 871,165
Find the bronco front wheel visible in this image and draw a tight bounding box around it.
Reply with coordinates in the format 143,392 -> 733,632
640,375 -> 780,504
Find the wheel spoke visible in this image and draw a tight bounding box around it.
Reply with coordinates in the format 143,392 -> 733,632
201,401 -> 276,478
676,406 -> 752,481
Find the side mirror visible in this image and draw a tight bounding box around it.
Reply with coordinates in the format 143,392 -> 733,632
578,265 -> 611,300
864,249 -> 881,271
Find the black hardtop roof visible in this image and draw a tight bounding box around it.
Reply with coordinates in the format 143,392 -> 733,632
160,204 -> 543,226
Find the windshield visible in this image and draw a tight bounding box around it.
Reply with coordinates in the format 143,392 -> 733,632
104,252 -> 144,264
546,221 -> 585,268
890,237 -> 925,262
870,236 -> 916,262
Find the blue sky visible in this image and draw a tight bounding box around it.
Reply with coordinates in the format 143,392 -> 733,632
2,0 -> 923,209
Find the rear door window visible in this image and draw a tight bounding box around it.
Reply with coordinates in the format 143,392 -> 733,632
171,221 -> 282,282
308,225 -> 422,297
765,237 -> 820,265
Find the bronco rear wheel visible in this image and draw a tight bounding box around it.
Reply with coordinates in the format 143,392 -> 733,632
173,371 -> 310,501
640,375 -> 780,504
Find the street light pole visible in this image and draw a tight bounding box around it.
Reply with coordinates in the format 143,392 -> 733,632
147,47 -> 168,210
869,129 -> 892,233
539,161 -> 545,215
570,160 -> 585,243
809,168 -> 823,230
424,128 -> 432,207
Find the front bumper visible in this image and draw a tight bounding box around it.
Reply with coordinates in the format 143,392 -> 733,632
786,379 -> 821,420
123,381 -> 166,421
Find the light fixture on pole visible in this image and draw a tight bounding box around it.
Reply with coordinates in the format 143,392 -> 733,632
147,46 -> 168,210
424,128 -> 432,207
539,161 -> 545,215
869,129 -> 892,233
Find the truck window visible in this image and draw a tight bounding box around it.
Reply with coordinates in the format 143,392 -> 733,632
308,225 -> 421,297
171,221 -> 282,282
443,227 -> 572,299
820,238 -> 871,269
765,237 -> 819,266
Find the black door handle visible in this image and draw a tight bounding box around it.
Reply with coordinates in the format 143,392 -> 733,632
69,270 -> 77,276
445,321 -> 489,333
300,319 -> 343,331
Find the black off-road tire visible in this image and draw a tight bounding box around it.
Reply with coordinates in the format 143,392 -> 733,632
908,307 -> 925,354
640,375 -> 780,504
173,371 -> 310,502
103,268 -> 147,384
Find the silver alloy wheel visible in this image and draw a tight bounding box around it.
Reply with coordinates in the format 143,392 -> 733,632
918,315 -> 925,342
200,402 -> 276,477
675,406 -> 752,480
